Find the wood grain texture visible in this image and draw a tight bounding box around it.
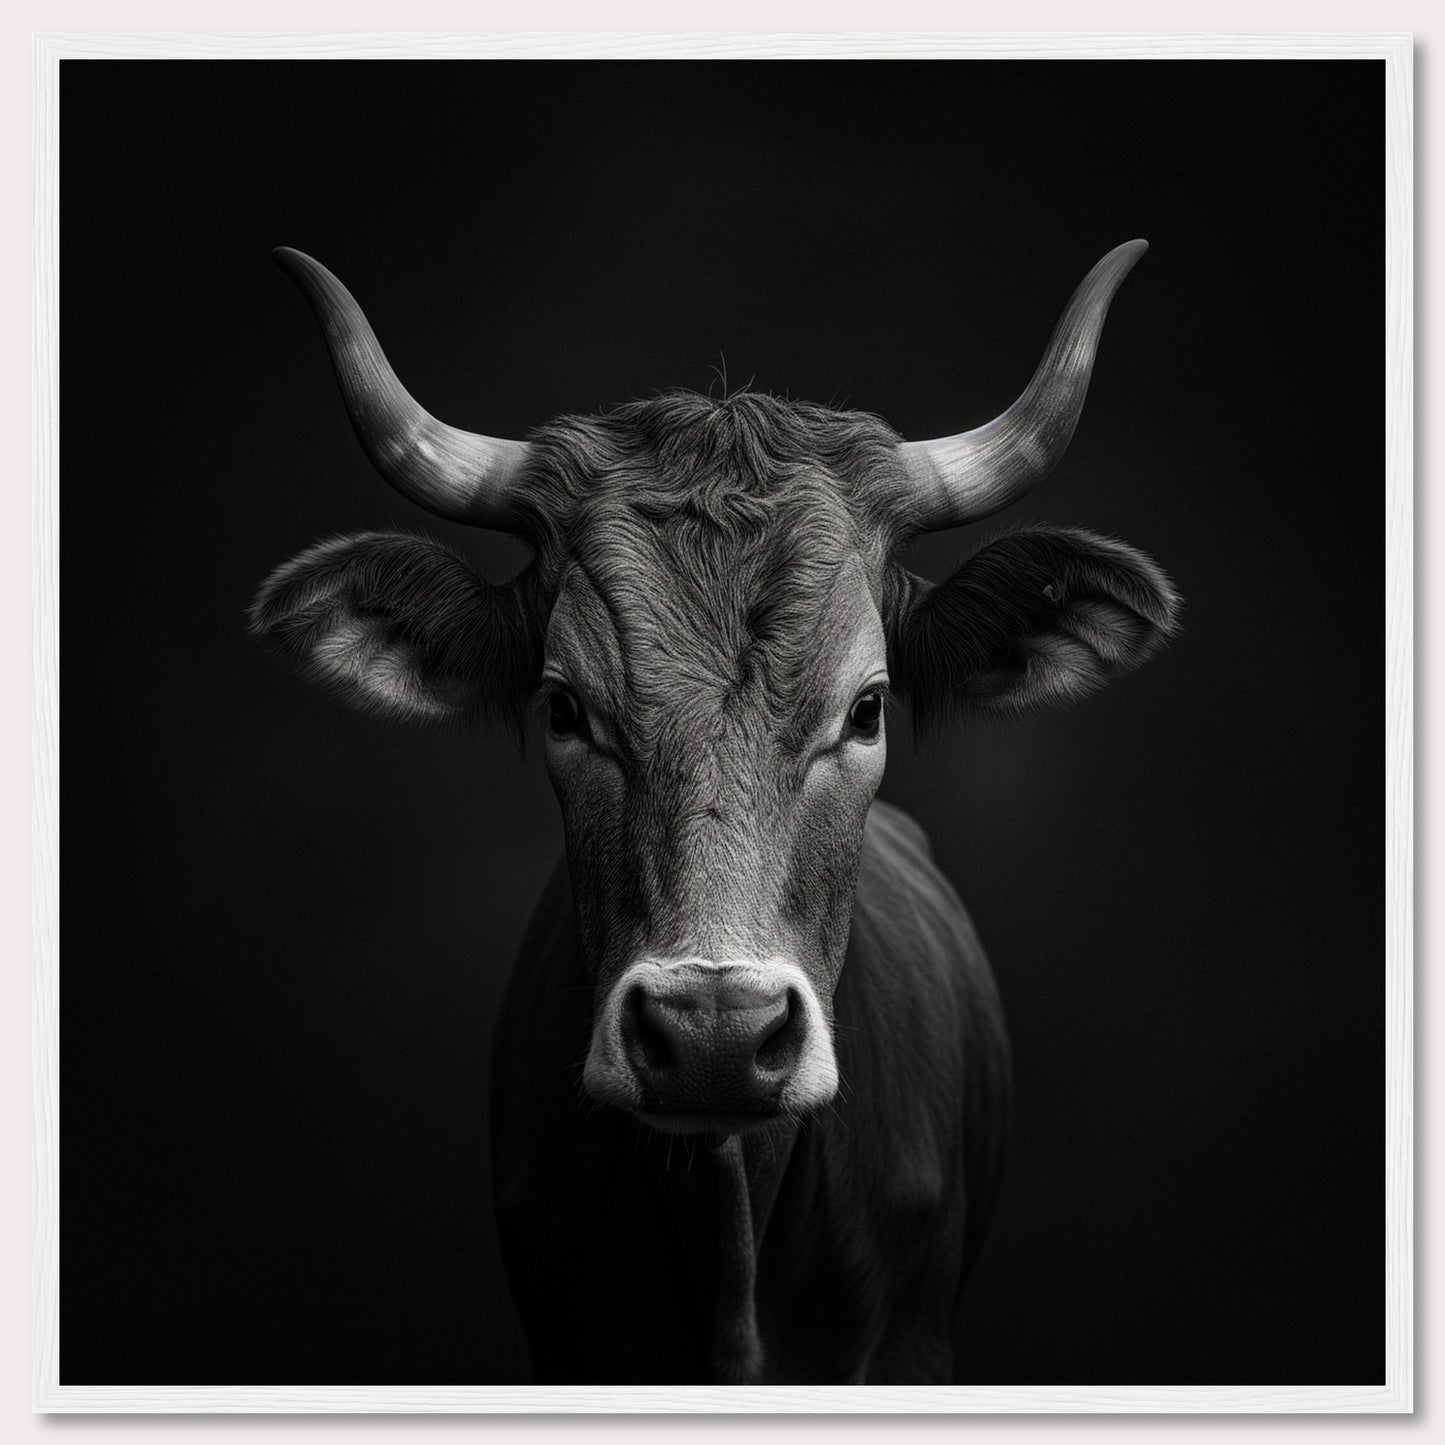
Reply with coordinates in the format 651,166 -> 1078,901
31,28 -> 1413,1415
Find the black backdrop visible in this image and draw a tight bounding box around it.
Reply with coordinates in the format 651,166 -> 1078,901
62,59 -> 1382,1385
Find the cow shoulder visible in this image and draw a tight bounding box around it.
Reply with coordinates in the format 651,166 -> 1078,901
841,799 -> 1011,1251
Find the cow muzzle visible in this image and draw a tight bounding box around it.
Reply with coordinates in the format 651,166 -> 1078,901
582,958 -> 839,1134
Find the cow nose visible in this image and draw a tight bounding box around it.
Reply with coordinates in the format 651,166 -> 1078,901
582,957 -> 840,1127
622,978 -> 803,1115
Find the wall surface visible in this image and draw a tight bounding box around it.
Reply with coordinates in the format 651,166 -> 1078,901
61,58 -> 1382,1385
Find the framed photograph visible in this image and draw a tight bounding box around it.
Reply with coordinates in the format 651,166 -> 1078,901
33,30 -> 1411,1412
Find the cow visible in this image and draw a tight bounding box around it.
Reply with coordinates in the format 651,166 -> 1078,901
251,240 -> 1179,1385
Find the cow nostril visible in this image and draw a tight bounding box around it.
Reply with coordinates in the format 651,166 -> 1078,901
754,989 -> 802,1075
624,988 -> 675,1073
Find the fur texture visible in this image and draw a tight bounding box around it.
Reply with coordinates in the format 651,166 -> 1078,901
888,525 -> 1183,729
249,531 -> 544,732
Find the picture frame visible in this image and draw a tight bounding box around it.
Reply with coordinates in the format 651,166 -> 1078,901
30,26 -> 1412,1416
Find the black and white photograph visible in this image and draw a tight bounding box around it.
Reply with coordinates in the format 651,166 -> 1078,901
44,38 -> 1404,1407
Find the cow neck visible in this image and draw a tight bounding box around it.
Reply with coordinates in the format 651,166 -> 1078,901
644,1122 -> 799,1385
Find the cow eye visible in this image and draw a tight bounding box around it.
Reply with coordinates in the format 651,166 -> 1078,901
547,688 -> 586,739
848,690 -> 884,738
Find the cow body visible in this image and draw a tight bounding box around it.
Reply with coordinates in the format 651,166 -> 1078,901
251,240 -> 1177,1385
492,800 -> 1009,1384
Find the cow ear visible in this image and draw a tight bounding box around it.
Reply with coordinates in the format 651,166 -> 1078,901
891,527 -> 1180,724
249,532 -> 539,726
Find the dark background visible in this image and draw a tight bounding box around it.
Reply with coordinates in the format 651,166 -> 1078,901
62,60 -> 1382,1385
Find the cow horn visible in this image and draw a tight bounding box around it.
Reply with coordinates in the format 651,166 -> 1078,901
273,248 -> 530,530
900,240 -> 1148,531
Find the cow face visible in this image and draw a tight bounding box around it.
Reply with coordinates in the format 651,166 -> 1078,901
251,244 -> 1180,1137
530,454 -> 897,1130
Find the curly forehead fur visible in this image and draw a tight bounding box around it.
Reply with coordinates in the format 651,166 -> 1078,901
515,390 -> 913,581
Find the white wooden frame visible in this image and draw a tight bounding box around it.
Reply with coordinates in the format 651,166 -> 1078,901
30,30 -> 1413,1414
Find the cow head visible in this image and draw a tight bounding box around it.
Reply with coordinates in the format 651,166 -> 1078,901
252,243 -> 1179,1136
